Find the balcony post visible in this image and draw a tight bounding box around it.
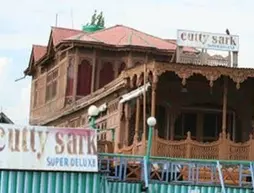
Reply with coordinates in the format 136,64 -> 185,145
134,97 -> 140,142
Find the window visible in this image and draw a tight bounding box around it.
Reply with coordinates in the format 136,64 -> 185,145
46,69 -> 58,101
33,81 -> 38,107
77,60 -> 92,96
99,62 -> 114,88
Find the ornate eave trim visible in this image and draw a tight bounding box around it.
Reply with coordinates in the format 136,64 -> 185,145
123,62 -> 254,89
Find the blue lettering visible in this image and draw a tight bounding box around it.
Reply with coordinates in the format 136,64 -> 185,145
46,157 -> 70,167
46,157 -> 96,168
47,157 -> 52,166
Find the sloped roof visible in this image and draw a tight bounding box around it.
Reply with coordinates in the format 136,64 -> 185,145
30,27 -> 83,63
29,25 -> 198,66
51,27 -> 83,46
65,33 -> 100,43
32,45 -> 47,62
68,25 -> 177,51
0,112 -> 13,124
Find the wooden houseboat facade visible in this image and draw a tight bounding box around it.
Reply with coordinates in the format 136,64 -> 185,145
25,24 -> 254,162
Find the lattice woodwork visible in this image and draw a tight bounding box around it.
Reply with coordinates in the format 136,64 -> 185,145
118,132 -> 254,161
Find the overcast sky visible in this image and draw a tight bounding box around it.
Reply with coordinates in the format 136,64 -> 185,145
0,0 -> 253,125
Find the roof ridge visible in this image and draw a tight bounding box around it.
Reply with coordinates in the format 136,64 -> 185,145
64,32 -> 103,42
132,30 -> 153,47
116,25 -> 176,47
88,24 -> 123,34
117,33 -> 128,45
32,44 -> 47,47
91,24 -> 176,48
51,26 -> 82,32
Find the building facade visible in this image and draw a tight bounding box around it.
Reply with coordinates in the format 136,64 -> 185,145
25,25 -> 254,161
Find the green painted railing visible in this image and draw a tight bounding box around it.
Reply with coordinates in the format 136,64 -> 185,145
99,152 -> 252,165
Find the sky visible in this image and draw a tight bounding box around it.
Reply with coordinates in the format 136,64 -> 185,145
0,0 -> 254,125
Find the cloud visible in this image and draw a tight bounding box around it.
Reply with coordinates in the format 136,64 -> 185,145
4,82 -> 31,125
0,57 -> 10,75
0,56 -> 30,125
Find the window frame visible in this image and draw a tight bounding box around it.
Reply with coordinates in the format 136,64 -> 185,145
45,68 -> 58,102
33,80 -> 39,108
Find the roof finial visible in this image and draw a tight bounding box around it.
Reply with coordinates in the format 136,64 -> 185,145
91,10 -> 97,25
82,10 -> 105,32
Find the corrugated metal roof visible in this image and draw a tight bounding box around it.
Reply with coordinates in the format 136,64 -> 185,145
0,170 -> 252,193
0,170 -> 101,193
106,182 -> 253,193
147,184 -> 252,193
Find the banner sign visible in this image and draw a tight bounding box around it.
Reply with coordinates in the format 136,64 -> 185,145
0,124 -> 98,172
177,29 -> 239,51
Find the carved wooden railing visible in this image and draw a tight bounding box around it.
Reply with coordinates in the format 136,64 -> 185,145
119,131 -> 254,161
98,140 -> 114,153
118,141 -> 145,155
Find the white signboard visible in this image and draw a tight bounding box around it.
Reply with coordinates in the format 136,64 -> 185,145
0,124 -> 98,172
177,29 -> 239,51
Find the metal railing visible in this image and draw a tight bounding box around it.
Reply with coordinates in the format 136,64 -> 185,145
98,153 -> 254,189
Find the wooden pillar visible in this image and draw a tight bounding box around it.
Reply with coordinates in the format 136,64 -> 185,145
127,51 -> 132,68
124,103 -> 131,146
134,98 -> 140,142
151,80 -> 157,117
141,54 -> 150,141
91,49 -> 96,92
222,76 -> 228,134
142,65 -> 147,142
73,48 -> 79,100
115,103 -> 123,152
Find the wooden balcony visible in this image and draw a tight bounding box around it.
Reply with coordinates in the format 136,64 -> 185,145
118,131 -> 254,161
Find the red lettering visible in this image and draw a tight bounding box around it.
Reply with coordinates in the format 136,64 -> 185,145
55,132 -> 64,154
86,134 -> 97,154
30,128 -> 36,152
67,133 -> 77,154
0,127 -> 5,151
181,32 -> 186,41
